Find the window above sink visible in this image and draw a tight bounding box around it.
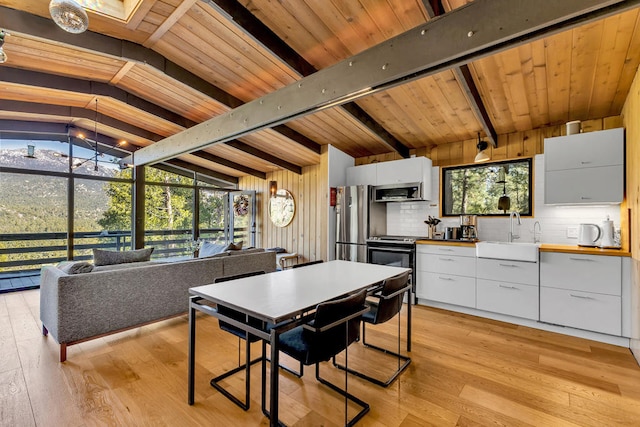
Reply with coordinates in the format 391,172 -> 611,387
442,158 -> 532,217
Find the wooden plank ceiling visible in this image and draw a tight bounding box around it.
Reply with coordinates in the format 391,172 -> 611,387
0,0 -> 639,183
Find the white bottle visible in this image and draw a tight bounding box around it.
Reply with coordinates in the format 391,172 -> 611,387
600,216 -> 616,248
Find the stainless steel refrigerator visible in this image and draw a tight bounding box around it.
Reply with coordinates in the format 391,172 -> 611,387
335,185 -> 386,262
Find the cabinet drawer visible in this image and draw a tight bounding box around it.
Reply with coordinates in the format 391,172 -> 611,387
477,279 -> 538,320
544,128 -> 624,171
417,272 -> 475,308
417,244 -> 476,257
421,254 -> 476,276
540,253 -> 621,295
476,258 -> 538,285
540,287 -> 621,336
544,165 -> 623,204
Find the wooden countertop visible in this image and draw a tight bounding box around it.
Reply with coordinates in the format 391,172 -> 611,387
416,240 -> 631,256
539,244 -> 630,257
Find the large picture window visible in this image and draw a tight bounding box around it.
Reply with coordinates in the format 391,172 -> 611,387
442,158 -> 532,216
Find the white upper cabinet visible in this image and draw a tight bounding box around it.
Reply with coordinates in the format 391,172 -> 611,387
346,163 -> 377,186
544,128 -> 624,204
346,157 -> 432,198
376,157 -> 430,185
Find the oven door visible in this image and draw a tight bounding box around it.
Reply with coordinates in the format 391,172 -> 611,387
367,244 -> 416,297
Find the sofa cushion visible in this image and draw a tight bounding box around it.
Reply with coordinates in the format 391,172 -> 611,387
58,261 -> 94,274
199,241 -> 226,258
223,241 -> 243,251
92,260 -> 159,272
93,247 -> 154,266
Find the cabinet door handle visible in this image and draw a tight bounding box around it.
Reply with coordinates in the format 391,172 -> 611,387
499,285 -> 518,290
580,196 -> 592,200
498,263 -> 517,268
580,161 -> 592,165
570,294 -> 594,300
439,258 -> 454,261
438,248 -> 454,252
569,257 -> 593,262
439,276 -> 454,281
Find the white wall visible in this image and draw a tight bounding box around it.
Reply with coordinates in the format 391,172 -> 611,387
387,154 -> 622,244
326,145 -> 355,260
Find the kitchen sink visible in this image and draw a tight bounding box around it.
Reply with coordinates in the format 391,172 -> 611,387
476,241 -> 540,262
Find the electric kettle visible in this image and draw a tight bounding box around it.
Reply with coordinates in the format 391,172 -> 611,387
578,223 -> 601,247
599,216 -> 616,248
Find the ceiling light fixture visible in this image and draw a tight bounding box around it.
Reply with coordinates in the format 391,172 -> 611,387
49,0 -> 89,34
0,31 -> 9,64
474,132 -> 490,163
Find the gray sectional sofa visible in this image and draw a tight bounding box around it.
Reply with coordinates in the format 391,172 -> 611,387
40,250 -> 276,362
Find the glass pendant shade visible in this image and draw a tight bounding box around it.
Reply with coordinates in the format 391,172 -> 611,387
49,0 -> 89,34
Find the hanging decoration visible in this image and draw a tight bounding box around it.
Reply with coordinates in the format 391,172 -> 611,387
233,194 -> 250,217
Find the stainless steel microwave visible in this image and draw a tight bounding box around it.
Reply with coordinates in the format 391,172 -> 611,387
372,183 -> 424,202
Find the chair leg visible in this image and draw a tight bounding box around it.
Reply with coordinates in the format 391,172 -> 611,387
333,319 -> 411,387
316,361 -> 369,426
210,337 -> 261,411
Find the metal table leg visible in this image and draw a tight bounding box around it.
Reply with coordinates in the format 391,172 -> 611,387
188,300 -> 196,405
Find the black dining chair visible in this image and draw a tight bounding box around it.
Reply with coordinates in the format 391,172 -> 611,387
291,259 -> 324,268
211,270 -> 266,410
265,289 -> 370,426
333,271 -> 411,387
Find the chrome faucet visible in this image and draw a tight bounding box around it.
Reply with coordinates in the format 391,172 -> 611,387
533,221 -> 542,243
508,211 -> 521,242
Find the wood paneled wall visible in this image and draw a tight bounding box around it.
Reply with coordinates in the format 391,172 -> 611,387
621,61 -> 640,362
238,150 -> 329,263
622,69 -> 640,261
356,117 -> 623,167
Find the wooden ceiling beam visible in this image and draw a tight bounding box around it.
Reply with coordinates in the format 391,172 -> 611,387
125,0 -> 639,166
425,1 -> 498,147
206,0 -> 410,158
190,150 -> 266,179
0,99 -> 164,142
0,67 -> 197,129
225,141 -> 302,175
0,6 -> 321,156
164,159 -> 238,185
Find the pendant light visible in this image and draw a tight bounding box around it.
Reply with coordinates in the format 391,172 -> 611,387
474,132 -> 490,163
49,0 -> 89,34
0,31 -> 8,64
497,166 -> 511,212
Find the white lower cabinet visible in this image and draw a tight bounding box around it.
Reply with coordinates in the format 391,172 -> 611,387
540,287 -> 621,335
421,272 -> 476,307
476,258 -> 539,320
540,252 -> 622,336
477,279 -> 539,320
417,245 -> 476,308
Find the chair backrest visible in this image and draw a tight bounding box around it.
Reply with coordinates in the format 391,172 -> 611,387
374,271 -> 410,324
292,260 -> 324,269
214,270 -> 265,283
305,289 -> 367,364
213,271 -> 266,333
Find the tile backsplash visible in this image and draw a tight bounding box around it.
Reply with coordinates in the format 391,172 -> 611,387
386,154 -> 622,244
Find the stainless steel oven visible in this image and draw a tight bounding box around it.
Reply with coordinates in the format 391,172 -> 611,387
367,236 -> 422,302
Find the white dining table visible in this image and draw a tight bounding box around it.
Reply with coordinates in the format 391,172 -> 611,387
187,260 -> 411,426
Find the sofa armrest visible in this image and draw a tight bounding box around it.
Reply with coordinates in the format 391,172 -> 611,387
39,266 -> 67,341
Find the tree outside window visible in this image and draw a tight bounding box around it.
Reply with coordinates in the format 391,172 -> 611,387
442,159 -> 532,216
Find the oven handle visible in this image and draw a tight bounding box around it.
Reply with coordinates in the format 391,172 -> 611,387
368,246 -> 414,254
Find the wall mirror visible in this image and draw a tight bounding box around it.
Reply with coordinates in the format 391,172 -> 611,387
269,189 -> 295,227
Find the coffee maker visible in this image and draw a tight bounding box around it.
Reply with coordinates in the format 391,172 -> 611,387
460,215 -> 478,240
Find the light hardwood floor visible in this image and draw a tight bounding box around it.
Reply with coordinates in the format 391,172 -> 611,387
2,289 -> 640,426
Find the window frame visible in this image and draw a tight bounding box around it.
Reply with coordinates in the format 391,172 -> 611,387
441,157 -> 533,217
